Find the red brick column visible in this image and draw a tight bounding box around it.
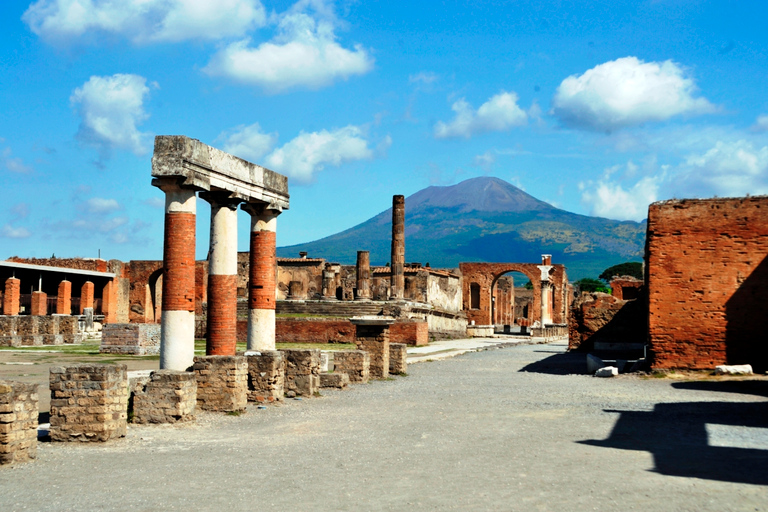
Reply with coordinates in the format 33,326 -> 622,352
390,195 -> 405,300
101,280 -> 117,323
56,280 -> 71,315
242,202 -> 281,351
80,281 -> 94,313
30,291 -> 47,316
201,192 -> 240,356
155,179 -> 197,371
3,278 -> 20,315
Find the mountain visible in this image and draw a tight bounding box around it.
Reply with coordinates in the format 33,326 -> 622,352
278,177 -> 646,281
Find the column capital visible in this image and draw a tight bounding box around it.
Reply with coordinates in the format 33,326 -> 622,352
199,191 -> 242,211
151,177 -> 198,194
241,201 -> 283,219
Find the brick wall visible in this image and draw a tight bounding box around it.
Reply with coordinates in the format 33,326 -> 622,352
0,380 -> 38,465
568,292 -> 646,351
647,197 -> 768,371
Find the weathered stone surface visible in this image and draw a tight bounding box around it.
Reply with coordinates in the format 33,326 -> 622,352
245,351 -> 284,403
595,366 -> 618,378
131,370 -> 196,424
0,380 -> 38,465
49,364 -> 128,442
333,350 -> 370,384
192,356 -> 247,412
280,349 -> 320,397
715,364 -> 753,376
320,372 -> 349,389
389,343 -> 408,375
568,291 -> 646,352
0,315 -> 82,347
100,323 -> 160,355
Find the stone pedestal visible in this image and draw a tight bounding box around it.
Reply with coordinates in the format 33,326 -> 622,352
49,364 -> 128,442
245,351 -> 285,403
131,370 -> 196,424
193,356 -> 247,412
389,343 -> 408,375
0,380 -> 38,465
351,317 -> 395,379
332,350 -> 370,383
280,349 -> 320,397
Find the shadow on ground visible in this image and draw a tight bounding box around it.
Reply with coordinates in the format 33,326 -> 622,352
519,351 -> 586,375
580,381 -> 768,485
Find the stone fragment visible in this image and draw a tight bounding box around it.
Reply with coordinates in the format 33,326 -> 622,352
280,349 -> 320,397
244,351 -> 284,403
131,370 -> 196,424
333,350 -> 370,384
320,373 -> 350,389
389,343 -> 408,375
586,353 -> 606,374
715,364 -> 753,375
595,366 -> 618,378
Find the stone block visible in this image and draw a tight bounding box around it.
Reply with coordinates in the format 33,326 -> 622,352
333,350 -> 370,384
280,349 -> 320,397
354,324 -> 390,379
131,370 -> 196,424
245,351 -> 284,403
193,356 -> 247,412
595,366 -> 618,378
320,372 -> 349,389
389,343 -> 408,375
49,364 -> 128,442
715,364 -> 753,375
0,380 -> 38,465
100,323 -> 161,355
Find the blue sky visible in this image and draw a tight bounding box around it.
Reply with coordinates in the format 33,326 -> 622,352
1,0 -> 767,262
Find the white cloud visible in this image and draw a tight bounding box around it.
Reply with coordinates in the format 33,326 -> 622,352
23,0 -> 266,44
222,123 -> 278,163
85,197 -> 120,214
751,114 -> 768,133
265,125 -> 373,182
204,3 -> 373,92
581,175 -> 659,221
675,140 -> 768,197
1,147 -> 33,174
142,197 -> 165,209
409,71 -> 439,84
473,151 -> 495,169
552,57 -> 715,131
71,74 -> 151,155
434,91 -> 527,139
1,225 -> 31,239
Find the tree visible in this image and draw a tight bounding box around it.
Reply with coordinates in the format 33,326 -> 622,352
599,262 -> 643,282
574,278 -> 611,293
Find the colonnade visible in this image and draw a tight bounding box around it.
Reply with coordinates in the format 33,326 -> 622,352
2,277 -> 108,317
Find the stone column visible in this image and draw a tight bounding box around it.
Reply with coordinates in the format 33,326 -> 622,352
155,180 -> 197,371
322,264 -> 337,300
355,250 -> 371,301
30,291 -> 47,316
201,193 -> 240,356
390,195 -> 405,300
540,281 -> 553,326
3,278 -> 20,315
80,281 -> 94,313
242,202 -> 281,351
56,280 -> 71,315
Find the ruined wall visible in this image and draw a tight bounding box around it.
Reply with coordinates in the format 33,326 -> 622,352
610,276 -> 643,301
514,288 -> 534,321
568,292 -> 646,352
276,258 -> 324,300
647,197 -> 768,371
7,257 -> 108,273
426,271 -> 462,313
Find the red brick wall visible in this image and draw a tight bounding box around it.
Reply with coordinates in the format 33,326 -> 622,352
568,292 -> 646,351
244,318 -> 429,346
647,197 -> 768,371
390,321 -> 429,346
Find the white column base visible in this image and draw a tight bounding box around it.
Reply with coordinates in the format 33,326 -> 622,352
247,308 -> 275,351
160,310 -> 196,370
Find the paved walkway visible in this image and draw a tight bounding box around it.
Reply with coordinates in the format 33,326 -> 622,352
2,341 -> 766,511
406,334 -> 559,363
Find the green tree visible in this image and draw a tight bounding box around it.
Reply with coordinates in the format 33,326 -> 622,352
574,278 -> 611,293
599,262 -> 643,282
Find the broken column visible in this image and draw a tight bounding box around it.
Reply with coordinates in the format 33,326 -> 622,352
202,192 -> 240,356
322,264 -> 337,300
356,250 -> 372,301
351,316 -> 394,379
56,280 -> 71,315
154,180 -> 197,371
243,203 -> 281,351
30,291 -> 46,316
390,195 -> 405,300
3,278 -> 20,315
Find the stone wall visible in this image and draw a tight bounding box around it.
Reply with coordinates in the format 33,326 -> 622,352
647,197 -> 768,371
280,349 -> 320,397
333,350 -> 370,383
100,323 -> 160,355
355,325 -> 390,379
275,318 -> 355,343
192,356 -> 247,412
131,370 -> 196,424
0,315 -> 81,347
245,351 -> 284,403
49,364 -> 128,442
389,343 -> 408,375
568,292 -> 646,351
0,380 -> 38,465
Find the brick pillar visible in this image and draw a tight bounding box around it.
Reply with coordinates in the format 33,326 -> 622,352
242,202 -> 281,351
80,281 -> 94,313
101,280 -> 117,323
390,195 -> 405,300
201,192 -> 240,356
3,278 -> 20,316
154,179 -> 197,371
56,280 -> 71,315
30,291 -> 47,316
355,250 -> 371,301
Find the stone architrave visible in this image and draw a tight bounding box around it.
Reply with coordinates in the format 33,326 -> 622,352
390,195 -> 405,300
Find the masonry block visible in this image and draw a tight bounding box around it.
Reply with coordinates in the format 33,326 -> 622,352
49,364 -> 128,442
333,350 -> 370,384
355,324 -> 390,379
100,323 -> 160,355
320,372 -> 349,389
0,380 -> 38,465
192,356 -> 247,412
131,370 -> 196,424
389,343 -> 408,375
280,349 -> 320,397
245,351 -> 284,403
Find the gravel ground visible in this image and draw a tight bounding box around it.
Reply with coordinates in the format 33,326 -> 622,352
1,341 -> 766,511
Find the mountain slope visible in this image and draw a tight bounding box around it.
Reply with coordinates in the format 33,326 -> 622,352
278,177 -> 646,280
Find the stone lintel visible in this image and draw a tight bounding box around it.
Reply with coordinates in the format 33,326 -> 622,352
349,316 -> 396,326
151,135 -> 290,209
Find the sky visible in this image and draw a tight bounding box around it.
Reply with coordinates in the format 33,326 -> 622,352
1,0 -> 767,262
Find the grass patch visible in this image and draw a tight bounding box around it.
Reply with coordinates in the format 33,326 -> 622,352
395,372 -> 408,377
226,410 -> 243,416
